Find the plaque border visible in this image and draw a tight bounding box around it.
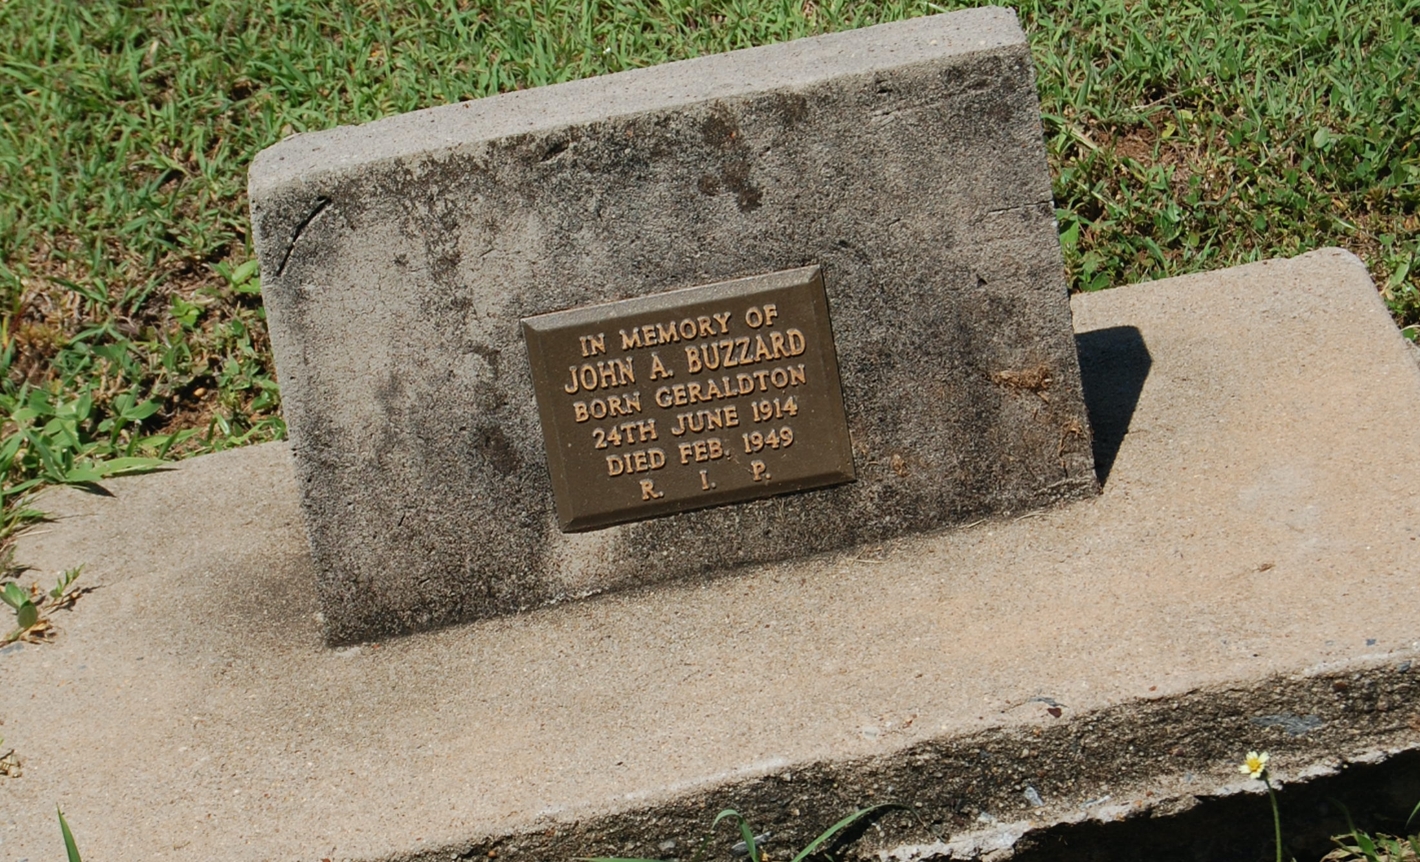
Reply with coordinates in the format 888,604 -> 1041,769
522,266 -> 856,532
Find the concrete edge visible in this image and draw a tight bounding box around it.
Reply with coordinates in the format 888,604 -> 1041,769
1074,246 -> 1420,433
248,7 -> 1022,194
393,653 -> 1420,862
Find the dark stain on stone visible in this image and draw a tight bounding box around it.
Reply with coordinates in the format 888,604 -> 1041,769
940,69 -> 996,98
736,185 -> 762,212
720,160 -> 762,212
468,343 -> 501,379
701,103 -> 739,148
446,292 -> 475,316
380,152 -> 496,297
770,91 -> 809,126
697,174 -> 721,196
938,51 -> 1009,99
371,371 -> 409,463
498,133 -> 534,158
473,379 -> 508,412
431,247 -> 462,288
471,425 -> 521,477
984,94 -> 1015,128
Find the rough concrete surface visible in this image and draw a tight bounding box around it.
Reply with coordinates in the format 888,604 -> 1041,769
249,7 -> 1097,643
3,249 -> 1419,862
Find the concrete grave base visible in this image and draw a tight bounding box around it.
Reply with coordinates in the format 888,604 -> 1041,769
4,249 -> 1420,861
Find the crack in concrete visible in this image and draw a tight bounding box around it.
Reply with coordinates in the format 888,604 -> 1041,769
275,196 -> 331,277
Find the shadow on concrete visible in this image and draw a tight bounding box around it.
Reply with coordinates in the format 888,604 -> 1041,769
1008,750 -> 1420,862
1076,326 -> 1152,488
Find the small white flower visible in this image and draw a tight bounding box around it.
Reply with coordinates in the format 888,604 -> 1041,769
1240,750 -> 1270,779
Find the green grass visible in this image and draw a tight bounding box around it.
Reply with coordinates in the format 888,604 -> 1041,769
583,803 -> 908,862
1,0 -> 1417,562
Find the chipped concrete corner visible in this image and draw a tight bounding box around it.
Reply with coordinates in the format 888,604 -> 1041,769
249,7 -> 1097,644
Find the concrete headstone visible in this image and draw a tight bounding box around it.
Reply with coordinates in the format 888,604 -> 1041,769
249,6 -> 1097,643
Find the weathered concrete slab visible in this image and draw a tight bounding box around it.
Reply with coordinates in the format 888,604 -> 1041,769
249,7 -> 1097,643
4,250 -> 1419,862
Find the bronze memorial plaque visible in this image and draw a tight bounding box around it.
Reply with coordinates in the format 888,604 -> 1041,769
522,266 -> 856,532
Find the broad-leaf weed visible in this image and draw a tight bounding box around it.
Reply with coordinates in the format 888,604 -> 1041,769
1,564 -> 88,644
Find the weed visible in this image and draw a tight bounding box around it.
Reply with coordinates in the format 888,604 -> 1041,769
1,565 -> 88,644
1,389 -> 172,490
0,736 -> 19,778
1241,751 -> 1289,862
1244,752 -> 1420,862
1324,801 -> 1420,862
583,804 -> 907,862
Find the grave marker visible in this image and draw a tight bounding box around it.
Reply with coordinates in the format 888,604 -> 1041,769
250,6 -> 1098,643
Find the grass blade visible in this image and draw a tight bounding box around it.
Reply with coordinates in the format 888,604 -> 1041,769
87,456 -> 168,477
58,807 -> 82,862
689,809 -> 744,862
790,803 -> 908,862
736,818 -> 757,862
1338,802 -> 1381,861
